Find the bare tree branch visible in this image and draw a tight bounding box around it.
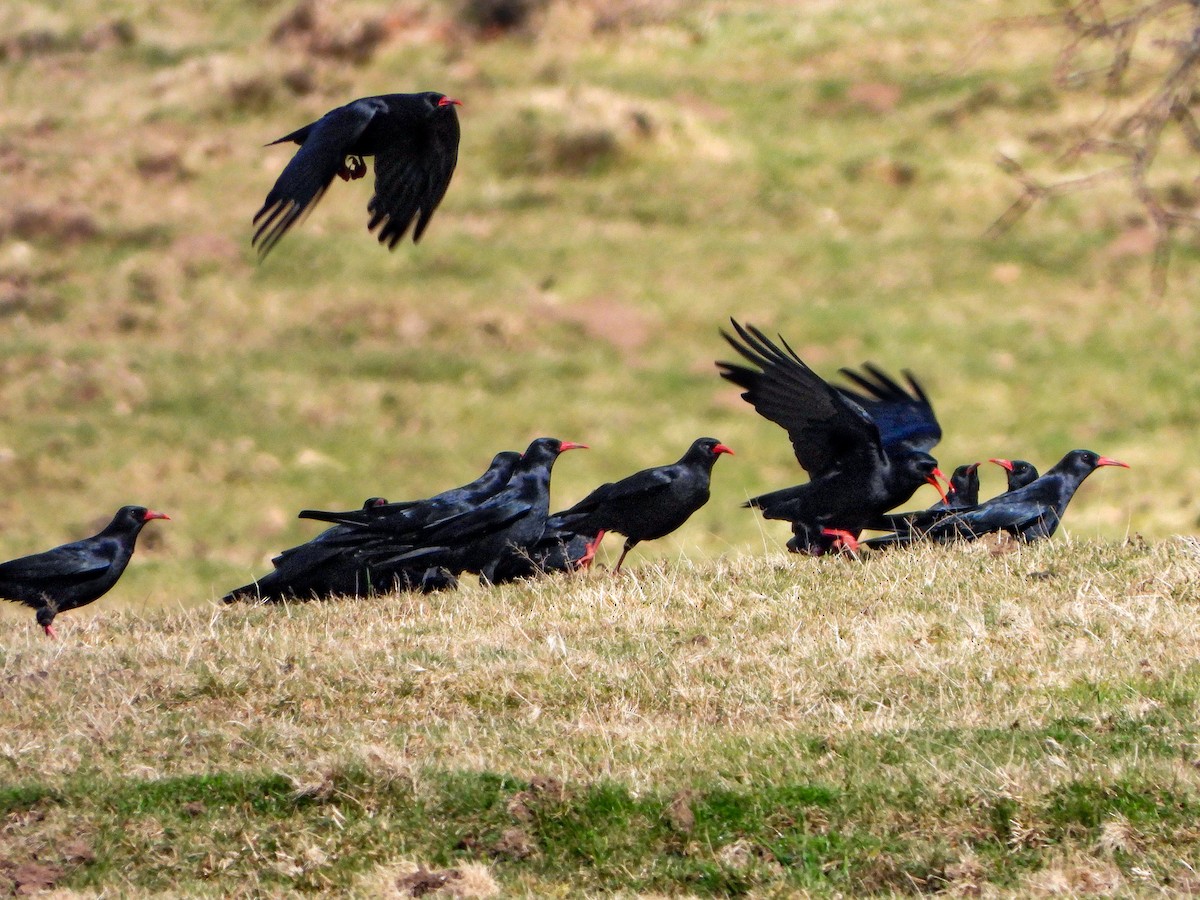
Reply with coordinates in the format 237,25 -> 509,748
990,0 -> 1200,291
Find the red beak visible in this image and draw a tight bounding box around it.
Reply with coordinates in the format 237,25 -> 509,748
559,442 -> 588,452
988,458 -> 1014,472
143,510 -> 171,521
926,471 -> 949,504
438,96 -> 463,107
712,443 -> 735,456
1096,456 -> 1130,468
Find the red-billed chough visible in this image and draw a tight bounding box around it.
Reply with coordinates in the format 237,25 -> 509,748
989,458 -> 1040,493
717,320 -> 945,555
935,463 -> 981,509
253,91 -> 461,258
551,437 -> 734,574
361,437 -> 587,585
868,449 -> 1127,546
0,505 -> 169,637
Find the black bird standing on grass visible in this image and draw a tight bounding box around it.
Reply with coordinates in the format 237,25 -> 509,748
868,449 -> 1127,547
718,320 -> 945,555
0,505 -> 169,637
253,91 -> 462,258
553,437 -> 734,574
363,438 -> 588,585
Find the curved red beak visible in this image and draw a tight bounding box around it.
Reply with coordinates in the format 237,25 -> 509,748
1096,456 -> 1130,469
988,458 -> 1014,472
927,469 -> 949,504
559,442 -> 588,452
144,510 -> 171,521
712,443 -> 735,456
438,96 -> 463,107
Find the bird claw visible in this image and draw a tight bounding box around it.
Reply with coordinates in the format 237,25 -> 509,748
337,156 -> 367,181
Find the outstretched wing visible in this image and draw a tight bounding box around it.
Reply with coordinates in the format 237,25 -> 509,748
836,364 -> 941,455
717,320 -> 884,477
368,108 -> 460,247
253,98 -> 385,257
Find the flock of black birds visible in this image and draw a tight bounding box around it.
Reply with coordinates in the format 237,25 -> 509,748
0,92 -> 1129,637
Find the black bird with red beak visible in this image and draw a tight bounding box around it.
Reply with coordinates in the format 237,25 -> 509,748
869,449 -> 1128,546
554,437 -> 734,574
717,320 -> 946,555
936,463 -> 981,509
989,458 -> 1040,493
0,506 -> 169,637
253,91 -> 462,257
364,438 -> 588,585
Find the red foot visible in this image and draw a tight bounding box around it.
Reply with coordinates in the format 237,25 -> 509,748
821,528 -> 861,555
575,530 -> 606,570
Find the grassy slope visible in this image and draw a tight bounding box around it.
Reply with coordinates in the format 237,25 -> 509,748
4,542 -> 1200,895
2,0 -> 1200,894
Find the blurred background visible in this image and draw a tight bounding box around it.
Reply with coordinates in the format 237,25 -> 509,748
0,0 -> 1196,615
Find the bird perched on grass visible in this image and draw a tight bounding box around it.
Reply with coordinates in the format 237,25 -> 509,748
867,449 -> 1127,547
0,506 -> 169,637
253,91 -> 462,258
718,320 -> 945,555
360,438 -> 588,585
552,437 -> 734,574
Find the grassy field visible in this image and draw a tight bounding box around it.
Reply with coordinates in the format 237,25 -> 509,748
4,541 -> 1200,895
2,0 -> 1200,894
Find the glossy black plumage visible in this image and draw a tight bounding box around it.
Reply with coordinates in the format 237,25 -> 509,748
363,438 -> 587,584
869,449 -> 1127,547
253,91 -> 461,258
936,463 -> 981,510
222,497 -> 429,603
0,505 -> 169,636
990,458 -> 1040,493
554,437 -> 733,573
489,515 -> 605,584
717,320 -> 944,554
298,451 -> 521,530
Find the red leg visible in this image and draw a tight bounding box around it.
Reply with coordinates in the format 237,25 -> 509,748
575,530 -> 606,570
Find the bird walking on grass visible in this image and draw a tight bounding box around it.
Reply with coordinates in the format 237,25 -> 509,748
553,437 -> 733,574
717,320 -> 945,555
0,506 -> 169,637
253,91 -> 462,258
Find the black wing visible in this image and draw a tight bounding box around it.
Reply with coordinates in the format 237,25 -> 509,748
836,364 -> 941,455
717,320 -> 884,477
253,98 -> 385,257
368,110 -> 460,247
